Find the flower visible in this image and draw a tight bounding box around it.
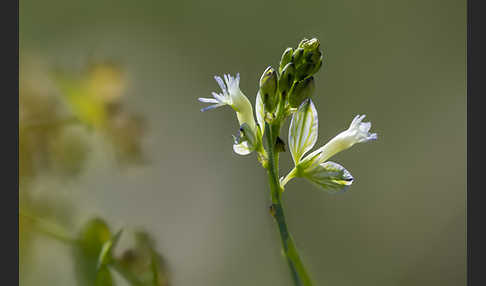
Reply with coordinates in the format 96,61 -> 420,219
198,73 -> 256,132
285,100 -> 377,193
199,73 -> 259,155
300,114 -> 377,169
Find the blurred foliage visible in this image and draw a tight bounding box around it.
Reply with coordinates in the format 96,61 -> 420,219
19,59 -> 145,187
19,58 -> 168,285
72,218 -> 170,286
74,218 -> 113,285
116,231 -> 170,286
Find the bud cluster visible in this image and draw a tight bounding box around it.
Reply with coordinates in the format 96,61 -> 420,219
258,38 -> 324,116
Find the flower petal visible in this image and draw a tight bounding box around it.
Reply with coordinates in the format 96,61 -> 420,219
255,91 -> 265,134
214,75 -> 227,94
289,98 -> 318,164
198,97 -> 219,103
302,161 -> 354,194
233,141 -> 252,155
200,103 -> 224,112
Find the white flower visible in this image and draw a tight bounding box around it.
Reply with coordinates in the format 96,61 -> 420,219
198,73 -> 257,132
284,105 -> 377,193
302,114 -> 377,168
199,73 -> 259,155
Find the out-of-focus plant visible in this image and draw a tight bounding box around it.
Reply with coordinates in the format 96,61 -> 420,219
19,59 -> 146,188
19,57 -> 166,285
52,61 -> 146,165
198,38 -> 378,285
20,213 -> 170,286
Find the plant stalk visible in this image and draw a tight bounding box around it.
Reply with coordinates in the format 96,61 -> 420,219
264,123 -> 313,286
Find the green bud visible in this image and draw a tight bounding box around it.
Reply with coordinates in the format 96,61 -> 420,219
293,48 -> 305,66
310,55 -> 323,75
295,61 -> 315,80
304,49 -> 322,64
259,66 -> 279,113
297,38 -> 310,49
279,48 -> 294,73
289,76 -> 315,108
295,38 -> 323,79
301,38 -> 320,51
278,62 -> 296,96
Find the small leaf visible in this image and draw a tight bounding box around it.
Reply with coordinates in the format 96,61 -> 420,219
289,99 -> 318,164
95,266 -> 114,286
302,161 -> 354,193
255,91 -> 265,135
97,229 -> 123,270
74,218 -> 112,286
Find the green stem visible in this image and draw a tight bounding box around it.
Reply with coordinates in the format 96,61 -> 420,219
19,211 -> 76,244
264,123 -> 313,286
281,167 -> 298,188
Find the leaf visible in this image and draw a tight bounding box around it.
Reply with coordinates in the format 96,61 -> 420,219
97,229 -> 124,270
74,218 -> 112,286
289,99 -> 318,164
255,91 -> 265,135
95,266 -> 114,286
117,231 -> 170,286
302,161 -> 354,193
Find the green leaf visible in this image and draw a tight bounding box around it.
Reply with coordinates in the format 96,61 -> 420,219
302,161 -> 354,193
289,99 -> 318,165
95,266 -> 114,286
74,218 -> 112,286
97,229 -> 124,270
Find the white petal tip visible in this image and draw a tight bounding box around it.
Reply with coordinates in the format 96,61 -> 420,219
200,104 -> 223,112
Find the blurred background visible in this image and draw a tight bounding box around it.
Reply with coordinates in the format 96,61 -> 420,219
19,0 -> 466,285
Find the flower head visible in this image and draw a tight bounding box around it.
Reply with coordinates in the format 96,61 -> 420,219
198,73 -> 256,132
302,114 -> 377,168
319,114 -> 376,158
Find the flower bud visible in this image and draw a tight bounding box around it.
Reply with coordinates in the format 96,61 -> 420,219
300,38 -> 320,51
259,66 -> 279,113
295,61 -> 316,80
292,48 -> 305,66
294,38 -> 323,79
279,48 -> 294,73
289,76 -> 315,108
297,38 -> 309,49
278,62 -> 296,97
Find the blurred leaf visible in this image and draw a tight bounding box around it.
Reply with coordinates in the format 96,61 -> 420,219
96,266 -> 114,286
97,229 -> 124,270
117,231 -> 170,286
73,218 -> 112,286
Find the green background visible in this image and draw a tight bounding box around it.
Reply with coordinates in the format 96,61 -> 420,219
20,0 -> 466,285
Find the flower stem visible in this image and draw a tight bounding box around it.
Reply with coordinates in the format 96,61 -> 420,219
264,123 -> 313,286
19,211 -> 76,244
